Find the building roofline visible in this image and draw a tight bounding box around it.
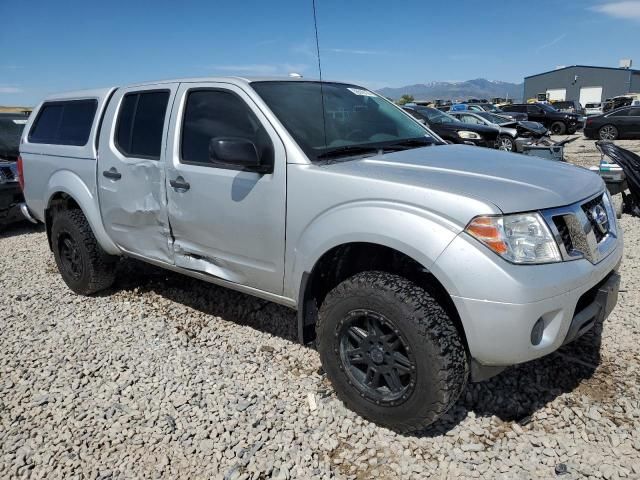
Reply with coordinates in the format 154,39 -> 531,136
525,65 -> 640,79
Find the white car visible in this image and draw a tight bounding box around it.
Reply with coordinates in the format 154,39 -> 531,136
585,102 -> 603,116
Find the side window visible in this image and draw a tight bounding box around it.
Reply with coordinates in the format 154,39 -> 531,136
527,105 -> 542,114
462,114 -> 481,124
115,90 -> 170,159
29,100 -> 97,145
180,89 -> 273,167
609,109 -> 629,117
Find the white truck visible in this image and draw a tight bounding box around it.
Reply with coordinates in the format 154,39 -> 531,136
19,77 -> 622,432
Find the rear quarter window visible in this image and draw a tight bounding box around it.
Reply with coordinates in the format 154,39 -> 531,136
28,100 -> 97,146
115,90 -> 170,160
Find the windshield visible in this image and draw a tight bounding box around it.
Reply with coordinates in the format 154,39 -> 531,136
539,103 -> 558,113
0,117 -> 27,160
252,81 -> 435,162
415,107 -> 458,124
476,112 -> 511,124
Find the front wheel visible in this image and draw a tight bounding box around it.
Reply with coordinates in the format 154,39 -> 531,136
316,271 -> 468,433
550,121 -> 567,135
497,135 -> 515,152
599,125 -> 618,140
51,209 -> 117,295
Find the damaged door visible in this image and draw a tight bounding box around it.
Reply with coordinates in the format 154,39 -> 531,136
165,83 -> 286,294
97,84 -> 178,263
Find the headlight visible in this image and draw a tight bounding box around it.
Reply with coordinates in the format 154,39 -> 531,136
465,213 -> 561,264
458,130 -> 482,140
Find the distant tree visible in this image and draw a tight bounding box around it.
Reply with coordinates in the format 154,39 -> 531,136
396,94 -> 415,106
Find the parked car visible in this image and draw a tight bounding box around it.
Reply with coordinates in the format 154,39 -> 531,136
585,102 -> 603,116
402,105 -> 499,147
552,100 -> 585,116
449,111 -> 548,152
583,106 -> 640,140
453,103 -> 529,122
603,94 -> 640,113
501,103 -> 580,135
20,78 -> 623,432
0,113 -> 29,226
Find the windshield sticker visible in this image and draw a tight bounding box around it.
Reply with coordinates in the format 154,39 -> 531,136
347,88 -> 376,97
12,120 -> 28,125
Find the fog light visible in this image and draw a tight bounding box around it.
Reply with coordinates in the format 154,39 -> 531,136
531,318 -> 544,346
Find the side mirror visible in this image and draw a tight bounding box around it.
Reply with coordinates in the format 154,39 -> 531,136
208,137 -> 272,173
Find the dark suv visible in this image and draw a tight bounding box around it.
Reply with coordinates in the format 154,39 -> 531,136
0,113 -> 29,226
500,103 -> 580,135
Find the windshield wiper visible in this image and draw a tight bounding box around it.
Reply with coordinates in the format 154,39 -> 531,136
316,145 -> 381,160
382,138 -> 434,150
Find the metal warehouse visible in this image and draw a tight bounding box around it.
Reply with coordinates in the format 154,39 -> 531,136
523,65 -> 640,105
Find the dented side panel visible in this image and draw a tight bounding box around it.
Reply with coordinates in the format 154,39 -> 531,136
97,83 -> 179,264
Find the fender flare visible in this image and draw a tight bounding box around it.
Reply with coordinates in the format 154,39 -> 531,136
286,201 -> 462,342
46,169 -> 121,255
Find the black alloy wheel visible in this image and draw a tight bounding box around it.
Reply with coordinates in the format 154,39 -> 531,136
58,232 -> 84,281
339,309 -> 417,405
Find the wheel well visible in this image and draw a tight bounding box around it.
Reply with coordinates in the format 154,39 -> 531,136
45,192 -> 81,249
298,242 -> 467,351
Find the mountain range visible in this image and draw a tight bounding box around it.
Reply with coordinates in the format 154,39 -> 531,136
376,78 -> 523,102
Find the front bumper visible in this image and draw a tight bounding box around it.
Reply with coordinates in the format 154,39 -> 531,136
433,224 -> 623,367
0,182 -> 25,225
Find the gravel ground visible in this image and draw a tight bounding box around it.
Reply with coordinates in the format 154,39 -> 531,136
1,138 -> 640,479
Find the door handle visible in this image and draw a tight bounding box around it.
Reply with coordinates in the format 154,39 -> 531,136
170,176 -> 190,191
103,167 -> 121,180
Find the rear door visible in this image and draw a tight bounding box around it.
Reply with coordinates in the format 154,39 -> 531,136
164,82 -> 287,294
97,83 -> 178,263
628,108 -> 640,137
526,105 -> 545,123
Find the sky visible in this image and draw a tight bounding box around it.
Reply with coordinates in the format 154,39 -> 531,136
1,0 -> 640,106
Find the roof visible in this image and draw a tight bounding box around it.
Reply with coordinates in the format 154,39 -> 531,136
525,65 -> 640,80
40,76 -> 347,102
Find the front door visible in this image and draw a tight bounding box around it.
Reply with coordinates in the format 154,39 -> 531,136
165,83 -> 287,294
97,84 -> 178,263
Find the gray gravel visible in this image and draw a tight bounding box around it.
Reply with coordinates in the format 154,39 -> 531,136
1,138 -> 640,479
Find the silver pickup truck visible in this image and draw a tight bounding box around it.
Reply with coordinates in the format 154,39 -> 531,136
19,77 -> 623,432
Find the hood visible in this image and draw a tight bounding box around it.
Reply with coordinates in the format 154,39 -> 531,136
324,144 -> 603,214
433,121 -> 498,135
514,121 -> 548,137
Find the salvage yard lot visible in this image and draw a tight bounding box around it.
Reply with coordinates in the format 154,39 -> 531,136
1,137 -> 639,479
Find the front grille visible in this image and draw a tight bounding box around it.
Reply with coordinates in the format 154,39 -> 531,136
553,216 -> 573,252
581,195 -> 607,243
544,192 -> 616,264
0,166 -> 16,182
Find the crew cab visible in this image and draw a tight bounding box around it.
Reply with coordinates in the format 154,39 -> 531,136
501,103 -> 581,135
19,77 -> 623,432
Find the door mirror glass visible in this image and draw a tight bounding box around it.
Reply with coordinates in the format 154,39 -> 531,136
209,137 -> 270,172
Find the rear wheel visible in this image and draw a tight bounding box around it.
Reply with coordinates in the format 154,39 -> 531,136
51,209 -> 117,295
599,125 -> 618,140
497,135 -> 515,152
550,121 -> 566,135
316,271 -> 468,433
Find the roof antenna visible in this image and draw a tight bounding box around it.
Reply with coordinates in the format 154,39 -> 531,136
312,0 -> 328,148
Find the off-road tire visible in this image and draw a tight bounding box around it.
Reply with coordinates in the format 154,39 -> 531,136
550,121 -> 566,135
51,209 -> 117,295
316,271 -> 468,433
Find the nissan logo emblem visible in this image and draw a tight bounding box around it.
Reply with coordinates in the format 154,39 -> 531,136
590,204 -> 609,235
